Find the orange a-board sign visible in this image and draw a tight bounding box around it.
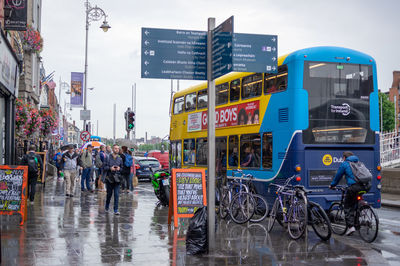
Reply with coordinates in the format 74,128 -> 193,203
0,165 -> 28,225
168,168 -> 207,227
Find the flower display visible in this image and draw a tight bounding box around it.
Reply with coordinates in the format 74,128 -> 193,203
15,99 -> 29,138
39,109 -> 58,138
22,25 -> 43,53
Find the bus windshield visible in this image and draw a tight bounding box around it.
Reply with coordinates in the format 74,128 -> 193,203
303,62 -> 374,144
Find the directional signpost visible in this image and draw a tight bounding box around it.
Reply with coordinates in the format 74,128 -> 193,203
233,33 -> 278,73
141,28 -> 207,80
212,16 -> 233,79
141,16 -> 278,253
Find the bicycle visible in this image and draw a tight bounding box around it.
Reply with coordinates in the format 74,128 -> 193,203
268,176 -> 332,241
219,170 -> 256,224
328,186 -> 379,243
267,175 -> 308,240
242,174 -> 269,223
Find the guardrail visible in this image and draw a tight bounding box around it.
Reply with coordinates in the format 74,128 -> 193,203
380,131 -> 400,168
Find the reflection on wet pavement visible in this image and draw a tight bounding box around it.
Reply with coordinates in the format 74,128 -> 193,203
0,177 -> 390,265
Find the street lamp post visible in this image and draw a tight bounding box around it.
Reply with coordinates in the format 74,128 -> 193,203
83,0 -> 111,131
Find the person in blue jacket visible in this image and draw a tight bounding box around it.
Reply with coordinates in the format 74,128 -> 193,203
329,151 -> 367,236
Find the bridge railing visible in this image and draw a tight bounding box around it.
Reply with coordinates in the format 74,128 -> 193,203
380,131 -> 400,167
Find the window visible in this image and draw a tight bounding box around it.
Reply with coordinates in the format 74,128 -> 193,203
183,139 -> 195,165
196,138 -> 208,166
262,133 -> 273,169
242,74 -> 262,99
216,83 -> 229,105
185,93 -> 197,111
302,62 -> 374,144
170,142 -> 176,168
230,79 -> 240,102
177,141 -> 182,168
228,136 -> 239,167
216,137 -> 227,176
264,65 -> 288,94
197,89 -> 208,109
173,97 -> 184,114
240,134 -> 261,168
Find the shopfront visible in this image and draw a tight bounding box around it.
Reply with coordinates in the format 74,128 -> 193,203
0,29 -> 20,164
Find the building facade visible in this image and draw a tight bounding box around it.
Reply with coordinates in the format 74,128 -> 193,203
388,71 -> 400,131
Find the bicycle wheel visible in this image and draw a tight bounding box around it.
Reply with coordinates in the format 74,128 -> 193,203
250,194 -> 269,223
309,201 -> 332,241
215,187 -> 221,215
358,205 -> 379,243
267,198 -> 279,232
229,192 -> 255,224
287,200 -> 307,240
328,202 -> 347,235
220,190 -> 231,219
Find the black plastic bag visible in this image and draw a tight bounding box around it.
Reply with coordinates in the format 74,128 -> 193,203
186,207 -> 208,255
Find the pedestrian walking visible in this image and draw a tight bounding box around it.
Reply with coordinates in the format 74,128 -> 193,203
106,145 -> 112,156
95,145 -> 107,192
80,144 -> 94,192
120,146 -> 133,193
21,144 -> 43,204
104,144 -> 123,215
53,148 -> 63,180
62,145 -> 79,197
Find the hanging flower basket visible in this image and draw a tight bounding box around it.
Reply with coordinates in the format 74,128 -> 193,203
22,25 -> 43,54
39,109 -> 58,138
15,99 -> 41,140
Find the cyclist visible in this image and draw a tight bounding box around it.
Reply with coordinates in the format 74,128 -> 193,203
329,151 -> 368,236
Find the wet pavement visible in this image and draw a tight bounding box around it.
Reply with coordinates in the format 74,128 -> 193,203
1,176 -> 399,265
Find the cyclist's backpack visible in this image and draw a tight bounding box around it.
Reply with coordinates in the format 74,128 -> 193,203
124,153 -> 133,168
27,153 -> 38,174
349,161 -> 372,186
95,153 -> 103,168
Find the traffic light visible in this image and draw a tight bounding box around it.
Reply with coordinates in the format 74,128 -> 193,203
127,111 -> 135,130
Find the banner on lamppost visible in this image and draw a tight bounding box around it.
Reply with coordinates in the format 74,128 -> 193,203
4,0 -> 28,31
70,72 -> 84,107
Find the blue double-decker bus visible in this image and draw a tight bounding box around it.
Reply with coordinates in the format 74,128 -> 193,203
170,46 -> 381,209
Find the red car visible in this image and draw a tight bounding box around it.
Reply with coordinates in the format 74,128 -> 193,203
147,150 -> 169,170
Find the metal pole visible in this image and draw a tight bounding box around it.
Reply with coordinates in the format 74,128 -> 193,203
97,119 -> 98,136
83,0 -> 89,131
395,95 -> 397,133
380,94 -> 383,132
207,17 -> 216,253
58,76 -> 62,136
133,83 -> 136,144
113,103 -> 116,144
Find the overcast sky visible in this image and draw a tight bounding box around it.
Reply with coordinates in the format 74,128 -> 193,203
41,0 -> 400,140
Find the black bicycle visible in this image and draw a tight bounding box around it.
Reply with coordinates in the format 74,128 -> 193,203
328,187 -> 379,243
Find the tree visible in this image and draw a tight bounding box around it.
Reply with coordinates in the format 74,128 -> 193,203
379,92 -> 395,132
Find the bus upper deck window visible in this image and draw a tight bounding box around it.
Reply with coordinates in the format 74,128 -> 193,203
242,73 -> 262,99
173,97 -> 184,114
197,89 -> 208,109
216,83 -> 229,105
185,93 -> 197,111
230,79 -> 240,102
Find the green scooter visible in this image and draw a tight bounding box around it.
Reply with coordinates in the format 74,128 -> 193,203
150,167 -> 170,206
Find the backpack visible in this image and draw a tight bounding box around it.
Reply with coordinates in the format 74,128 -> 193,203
349,161 -> 372,186
124,153 -> 133,168
95,153 -> 103,168
27,153 -> 39,174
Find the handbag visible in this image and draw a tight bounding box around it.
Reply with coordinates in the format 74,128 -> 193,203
109,171 -> 121,183
132,176 -> 139,187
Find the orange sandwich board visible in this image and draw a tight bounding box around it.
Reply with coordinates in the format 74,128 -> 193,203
168,168 -> 207,227
0,165 -> 29,225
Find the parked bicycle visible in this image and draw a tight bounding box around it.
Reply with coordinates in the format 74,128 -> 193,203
219,170 -> 256,224
328,187 -> 379,243
268,176 -> 332,241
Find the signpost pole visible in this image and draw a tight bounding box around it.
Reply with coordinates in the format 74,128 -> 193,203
207,17 -> 216,253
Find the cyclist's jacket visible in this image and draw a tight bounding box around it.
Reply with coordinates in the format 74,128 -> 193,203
330,155 -> 359,187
